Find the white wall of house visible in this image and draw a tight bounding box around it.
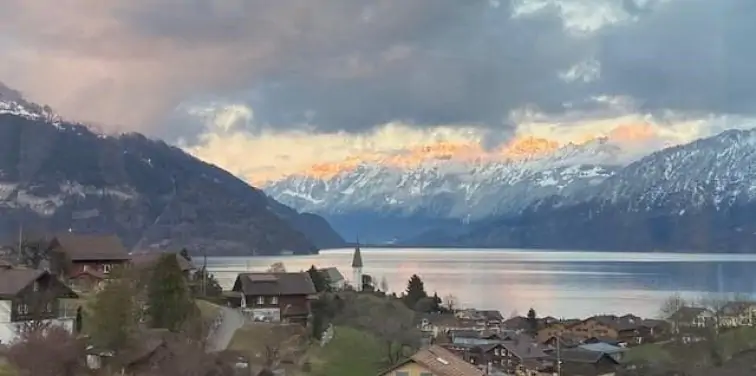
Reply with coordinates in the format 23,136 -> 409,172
0,300 -> 75,345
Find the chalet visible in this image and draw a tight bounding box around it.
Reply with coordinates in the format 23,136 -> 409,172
668,307 -> 715,332
320,267 -> 345,290
502,316 -> 532,332
378,345 -> 485,376
225,272 -> 316,325
0,267 -> 78,344
719,301 -> 756,327
546,348 -> 620,376
47,233 -> 131,290
456,309 -> 505,327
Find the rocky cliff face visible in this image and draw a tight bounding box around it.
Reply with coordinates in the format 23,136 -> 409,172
0,88 -> 345,255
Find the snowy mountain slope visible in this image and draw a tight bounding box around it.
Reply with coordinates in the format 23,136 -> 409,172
265,138 -> 628,221
439,128 -> 756,252
0,84 -> 344,254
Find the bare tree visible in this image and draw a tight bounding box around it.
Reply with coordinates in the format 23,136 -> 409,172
379,276 -> 389,293
267,262 -> 286,273
7,325 -> 86,376
443,294 -> 459,312
13,234 -> 49,269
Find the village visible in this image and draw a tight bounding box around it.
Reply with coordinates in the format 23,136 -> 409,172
0,232 -> 753,375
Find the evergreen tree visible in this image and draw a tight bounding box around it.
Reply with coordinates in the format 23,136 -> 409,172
147,254 -> 194,331
526,308 -> 538,335
87,269 -> 140,351
404,274 -> 428,309
307,265 -> 332,293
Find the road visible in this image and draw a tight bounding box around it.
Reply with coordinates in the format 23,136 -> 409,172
206,306 -> 244,353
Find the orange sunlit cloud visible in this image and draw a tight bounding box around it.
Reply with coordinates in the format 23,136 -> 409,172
182,104 -> 712,186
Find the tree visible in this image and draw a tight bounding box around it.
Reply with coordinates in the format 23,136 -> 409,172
179,248 -> 192,262
87,268 -> 141,351
307,265 -> 331,293
526,308 -> 538,335
13,235 -> 49,269
192,267 -> 223,297
147,254 -> 195,331
267,262 -> 286,273
443,294 -> 459,312
404,274 -> 428,309
379,276 -> 389,293
7,326 -> 85,376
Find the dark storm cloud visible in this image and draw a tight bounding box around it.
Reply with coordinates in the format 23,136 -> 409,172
2,0 -> 752,141
594,0 -> 756,116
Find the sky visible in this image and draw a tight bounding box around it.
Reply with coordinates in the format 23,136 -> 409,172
1,0 -> 755,184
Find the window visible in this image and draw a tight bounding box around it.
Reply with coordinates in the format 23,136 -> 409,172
256,296 -> 264,305
102,264 -> 112,274
46,302 -> 53,313
270,296 -> 279,305
16,303 -> 28,315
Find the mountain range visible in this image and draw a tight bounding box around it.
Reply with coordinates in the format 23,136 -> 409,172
265,127 -> 756,252
0,83 -> 345,256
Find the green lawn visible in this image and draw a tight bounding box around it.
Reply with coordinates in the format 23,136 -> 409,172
307,326 -> 386,376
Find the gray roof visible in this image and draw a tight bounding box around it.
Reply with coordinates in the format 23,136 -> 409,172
232,272 -> 316,296
578,342 -> 625,354
321,267 -> 344,283
51,233 -> 130,261
351,246 -> 363,268
556,348 -> 619,364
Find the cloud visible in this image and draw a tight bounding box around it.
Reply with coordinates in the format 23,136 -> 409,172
182,102 -> 731,185
1,0 -> 754,147
0,0 -> 609,137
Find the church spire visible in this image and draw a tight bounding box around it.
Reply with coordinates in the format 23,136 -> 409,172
351,237 -> 363,268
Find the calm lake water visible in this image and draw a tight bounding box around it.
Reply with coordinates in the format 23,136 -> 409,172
205,248 -> 756,319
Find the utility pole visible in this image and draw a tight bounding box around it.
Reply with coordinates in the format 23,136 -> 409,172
16,222 -> 23,264
202,248 -> 207,296
557,333 -> 562,376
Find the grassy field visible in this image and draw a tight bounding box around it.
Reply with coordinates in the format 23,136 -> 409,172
228,323 -> 309,373
306,326 -> 386,376
624,327 -> 756,368
195,299 -> 222,320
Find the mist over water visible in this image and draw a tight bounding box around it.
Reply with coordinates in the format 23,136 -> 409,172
206,248 -> 756,318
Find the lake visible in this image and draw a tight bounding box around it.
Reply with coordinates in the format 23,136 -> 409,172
204,248 -> 756,319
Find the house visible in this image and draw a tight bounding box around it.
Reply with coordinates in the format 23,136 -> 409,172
47,233 -> 131,290
320,267 -> 345,290
564,316 -> 620,340
378,344 -> 485,376
668,307 -> 715,332
577,342 -> 627,362
0,267 -> 78,344
503,316 -> 533,332
456,309 -> 505,328
130,251 -> 196,280
546,348 -> 620,376
225,272 -> 316,325
719,301 -> 756,327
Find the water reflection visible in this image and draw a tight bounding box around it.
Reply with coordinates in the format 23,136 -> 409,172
205,248 -> 756,318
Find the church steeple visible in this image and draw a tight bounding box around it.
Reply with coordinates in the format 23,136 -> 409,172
352,237 -> 363,291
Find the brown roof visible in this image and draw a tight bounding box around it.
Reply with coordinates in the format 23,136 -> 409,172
50,233 -> 130,261
380,345 -> 485,376
233,272 -> 316,296
130,252 -> 195,272
0,268 -> 77,299
0,268 -> 44,298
